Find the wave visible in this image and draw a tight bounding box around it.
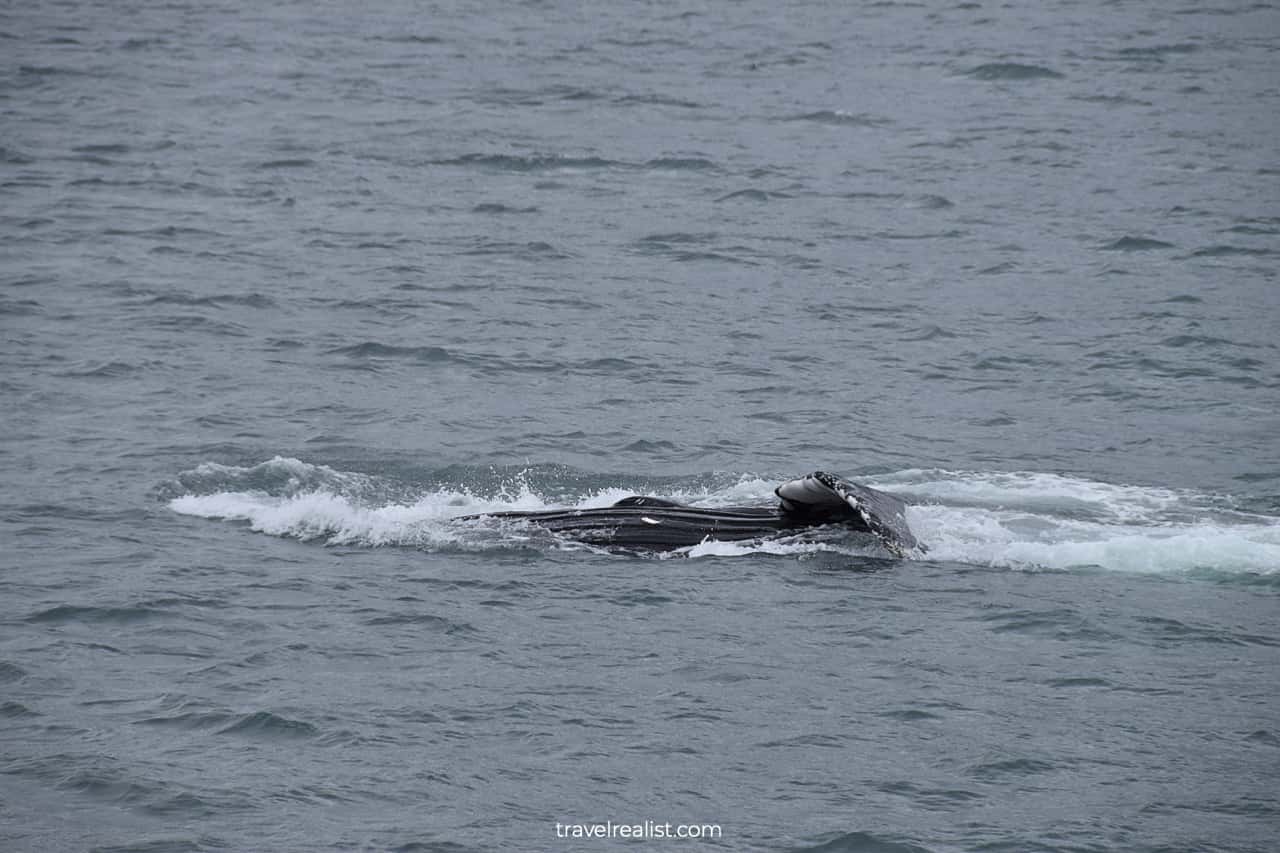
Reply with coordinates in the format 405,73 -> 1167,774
1116,43 -> 1199,60
433,153 -> 622,172
965,62 -> 1063,81
433,153 -> 721,174
783,110 -> 891,127
165,459 -> 1280,579
1101,236 -> 1176,251
715,188 -> 791,203
1192,244 -> 1273,258
143,292 -> 277,309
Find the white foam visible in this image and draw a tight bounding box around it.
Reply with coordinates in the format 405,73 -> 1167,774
168,461 -> 556,548
686,476 -> 780,507
909,504 -> 1280,575
174,490 -> 474,547
188,456 -> 317,478
679,536 -> 881,560
871,468 -> 1190,522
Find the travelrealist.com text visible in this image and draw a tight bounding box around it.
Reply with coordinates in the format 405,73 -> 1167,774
555,820 -> 722,840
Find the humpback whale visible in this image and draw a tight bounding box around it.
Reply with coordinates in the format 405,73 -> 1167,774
464,471 -> 920,555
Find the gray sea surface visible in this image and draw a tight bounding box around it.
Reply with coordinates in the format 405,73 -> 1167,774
3,1 -> 1279,851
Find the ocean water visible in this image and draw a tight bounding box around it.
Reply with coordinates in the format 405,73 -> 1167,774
3,0 -> 1279,851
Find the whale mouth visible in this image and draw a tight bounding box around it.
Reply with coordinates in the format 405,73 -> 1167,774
464,471 -> 920,555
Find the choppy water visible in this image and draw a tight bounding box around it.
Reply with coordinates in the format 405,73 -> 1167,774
3,1 -> 1279,851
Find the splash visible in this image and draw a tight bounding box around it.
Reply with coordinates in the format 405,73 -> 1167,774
166,458 -> 1280,577
877,469 -> 1279,577
907,504 -> 1280,576
167,457 -> 554,550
